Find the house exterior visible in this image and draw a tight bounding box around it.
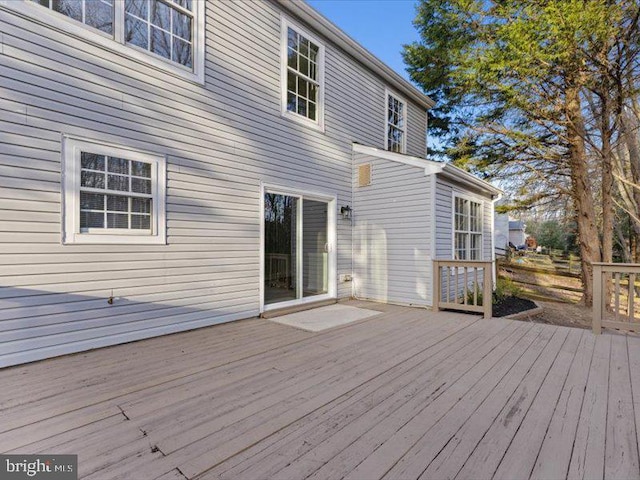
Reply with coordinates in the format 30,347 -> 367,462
494,211 -> 509,254
352,145 -> 500,307
0,0 -> 498,367
509,220 -> 527,247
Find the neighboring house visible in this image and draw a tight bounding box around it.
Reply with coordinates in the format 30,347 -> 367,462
509,220 -> 527,246
494,212 -> 510,255
0,0 -> 500,367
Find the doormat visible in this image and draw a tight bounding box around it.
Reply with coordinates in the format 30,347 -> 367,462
269,304 -> 381,332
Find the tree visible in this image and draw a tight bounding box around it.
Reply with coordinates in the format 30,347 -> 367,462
526,219 -> 573,252
405,0 -> 640,305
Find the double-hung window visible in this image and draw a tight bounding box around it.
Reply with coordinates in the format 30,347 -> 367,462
19,0 -> 203,81
386,90 -> 407,153
32,0 -> 115,33
62,137 -> 167,244
454,195 -> 483,260
281,17 -> 325,129
124,0 -> 194,68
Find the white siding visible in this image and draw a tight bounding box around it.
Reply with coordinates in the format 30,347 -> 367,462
433,175 -> 495,303
352,152 -> 432,306
0,0 -> 428,366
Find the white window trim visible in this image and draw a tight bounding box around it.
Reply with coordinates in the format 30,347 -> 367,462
452,193 -> 484,261
0,0 -> 205,84
385,88 -> 408,154
280,15 -> 325,132
62,136 -> 167,245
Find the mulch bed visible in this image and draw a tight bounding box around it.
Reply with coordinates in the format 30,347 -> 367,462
492,296 -> 538,317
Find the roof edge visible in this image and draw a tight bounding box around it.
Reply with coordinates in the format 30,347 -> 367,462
352,144 -> 502,198
277,0 -> 436,110
352,144 -> 443,174
441,164 -> 503,198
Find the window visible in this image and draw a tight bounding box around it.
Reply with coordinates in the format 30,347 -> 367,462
124,0 -> 194,68
454,196 -> 482,260
63,137 -> 166,244
31,0 -> 114,34
386,90 -> 407,153
281,17 -> 324,129
18,0 -> 203,81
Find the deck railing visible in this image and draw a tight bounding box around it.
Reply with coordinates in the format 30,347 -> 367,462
593,262 -> 640,334
433,260 -> 493,319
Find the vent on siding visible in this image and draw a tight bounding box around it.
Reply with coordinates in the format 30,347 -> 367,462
358,163 -> 371,187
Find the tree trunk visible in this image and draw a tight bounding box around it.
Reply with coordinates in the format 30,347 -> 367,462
566,85 -> 601,306
622,109 -> 640,248
601,95 -> 614,307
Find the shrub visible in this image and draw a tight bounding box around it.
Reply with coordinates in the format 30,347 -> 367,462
494,277 -> 523,302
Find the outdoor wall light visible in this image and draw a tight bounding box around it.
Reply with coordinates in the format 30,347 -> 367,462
340,205 -> 352,219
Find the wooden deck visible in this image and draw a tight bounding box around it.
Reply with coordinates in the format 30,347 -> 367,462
2,300 -> 640,480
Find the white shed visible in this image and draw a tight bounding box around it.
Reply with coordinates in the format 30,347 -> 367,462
509,220 -> 527,247
352,144 -> 502,307
494,212 -> 510,255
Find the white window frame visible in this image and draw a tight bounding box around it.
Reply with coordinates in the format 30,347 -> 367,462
280,15 -> 325,132
385,88 -> 407,154
62,136 -> 167,245
452,193 -> 483,261
0,0 -> 205,84
259,182 -> 337,313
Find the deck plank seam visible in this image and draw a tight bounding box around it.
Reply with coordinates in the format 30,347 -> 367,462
186,316 -> 487,478
524,329 -> 586,480
204,318 -> 494,479
340,322 -> 532,480
627,335 -> 640,476
449,325 -> 560,479
406,323 -> 546,480
296,321 -> 526,480
487,327 -> 574,480
376,322 -> 540,480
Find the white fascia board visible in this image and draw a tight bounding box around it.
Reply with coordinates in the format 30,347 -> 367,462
352,144 -> 443,175
441,164 -> 503,198
277,0 -> 435,111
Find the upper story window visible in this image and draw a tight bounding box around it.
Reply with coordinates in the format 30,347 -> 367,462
32,0 -> 114,33
63,137 -> 167,244
454,195 -> 483,260
16,0 -> 203,82
281,17 -> 325,130
124,0 -> 193,68
386,90 -> 407,153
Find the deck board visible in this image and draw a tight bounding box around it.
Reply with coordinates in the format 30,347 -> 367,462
530,331 -> 595,480
380,322 -> 542,480
492,328 -> 584,480
1,301 -> 639,480
605,335 -> 640,479
568,334 -> 612,480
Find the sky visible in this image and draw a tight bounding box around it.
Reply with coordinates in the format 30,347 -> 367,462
305,0 -> 421,82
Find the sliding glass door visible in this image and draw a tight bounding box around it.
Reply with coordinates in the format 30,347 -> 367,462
263,190 -> 334,308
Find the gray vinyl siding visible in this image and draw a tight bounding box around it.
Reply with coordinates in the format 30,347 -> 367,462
434,176 -> 493,261
0,0 -> 428,366
433,176 -> 495,303
352,152 -> 432,306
